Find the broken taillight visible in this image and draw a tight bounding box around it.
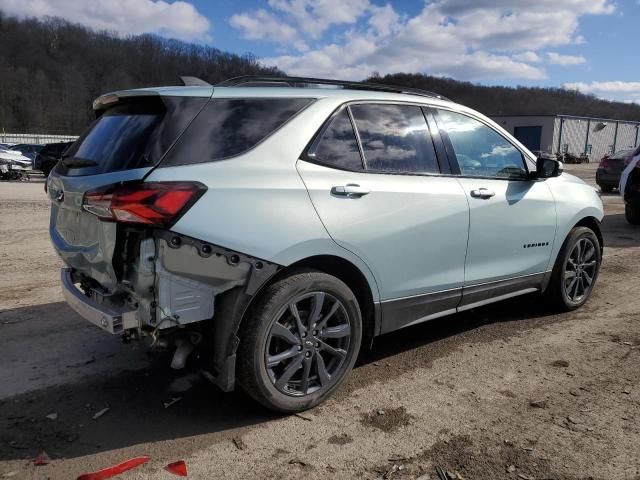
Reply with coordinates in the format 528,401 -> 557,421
83,182 -> 206,228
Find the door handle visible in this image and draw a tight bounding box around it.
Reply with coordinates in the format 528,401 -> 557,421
470,188 -> 495,199
331,184 -> 370,198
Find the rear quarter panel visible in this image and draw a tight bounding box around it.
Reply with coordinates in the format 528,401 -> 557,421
144,98 -> 382,301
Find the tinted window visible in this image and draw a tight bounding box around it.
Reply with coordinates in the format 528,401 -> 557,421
350,104 -> 439,174
69,103 -> 162,169
308,108 -> 363,170
58,96 -> 208,176
435,109 -> 527,179
162,98 -> 313,166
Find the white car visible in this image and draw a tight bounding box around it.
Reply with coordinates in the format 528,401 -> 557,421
0,148 -> 32,178
49,76 -> 604,412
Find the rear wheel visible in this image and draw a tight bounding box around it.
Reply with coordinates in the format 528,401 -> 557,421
626,204 -> 640,225
545,226 -> 601,311
599,184 -> 614,193
237,270 -> 362,412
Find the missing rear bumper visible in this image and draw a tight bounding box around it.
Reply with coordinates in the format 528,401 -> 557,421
61,267 -> 138,334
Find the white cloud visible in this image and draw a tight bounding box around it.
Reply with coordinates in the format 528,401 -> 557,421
267,0 -> 370,39
230,9 -> 307,52
563,81 -> 640,102
0,0 -> 211,41
512,51 -> 543,63
238,0 -> 613,82
546,52 -> 587,65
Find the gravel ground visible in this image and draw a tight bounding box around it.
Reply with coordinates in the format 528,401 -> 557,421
0,165 -> 639,480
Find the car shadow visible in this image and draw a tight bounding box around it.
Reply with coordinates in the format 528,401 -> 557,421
0,294 -> 564,462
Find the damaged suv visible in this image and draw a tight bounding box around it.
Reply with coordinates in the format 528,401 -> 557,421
49,76 -> 604,412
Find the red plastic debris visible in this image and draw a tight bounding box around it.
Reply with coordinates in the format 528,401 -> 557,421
33,451 -> 51,466
164,460 -> 188,477
76,456 -> 150,480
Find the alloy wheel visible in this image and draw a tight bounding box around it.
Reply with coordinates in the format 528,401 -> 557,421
264,292 -> 351,397
563,237 -> 598,303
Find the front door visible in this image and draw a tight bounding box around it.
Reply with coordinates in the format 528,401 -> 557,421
433,108 -> 557,308
297,103 -> 469,332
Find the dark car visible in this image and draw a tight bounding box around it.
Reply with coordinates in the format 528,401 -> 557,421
34,142 -> 74,176
10,143 -> 44,163
596,149 -> 635,193
622,146 -> 640,224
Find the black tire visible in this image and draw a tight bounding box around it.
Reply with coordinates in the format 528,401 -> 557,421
237,270 -> 362,412
599,184 -> 614,193
545,226 -> 601,311
626,204 -> 640,225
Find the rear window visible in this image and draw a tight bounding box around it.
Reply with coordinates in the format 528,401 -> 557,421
56,96 -> 209,176
161,98 -> 313,167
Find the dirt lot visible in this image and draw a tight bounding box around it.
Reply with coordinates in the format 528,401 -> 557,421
1,164 -> 639,480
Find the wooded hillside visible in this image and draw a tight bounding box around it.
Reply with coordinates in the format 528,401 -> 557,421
368,73 -> 640,121
0,14 -> 279,134
1,13 -> 638,136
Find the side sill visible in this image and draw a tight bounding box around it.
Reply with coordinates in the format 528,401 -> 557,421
378,272 -> 549,335
456,288 -> 539,312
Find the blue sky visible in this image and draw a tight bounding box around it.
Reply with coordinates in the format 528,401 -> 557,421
1,0 -> 638,102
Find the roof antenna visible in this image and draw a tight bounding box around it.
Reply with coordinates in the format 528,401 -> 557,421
179,76 -> 211,87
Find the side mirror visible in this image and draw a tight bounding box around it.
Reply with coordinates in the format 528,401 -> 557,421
535,156 -> 563,179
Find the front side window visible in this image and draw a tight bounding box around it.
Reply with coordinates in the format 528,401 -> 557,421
308,108 -> 363,171
350,104 -> 439,174
435,109 -> 528,179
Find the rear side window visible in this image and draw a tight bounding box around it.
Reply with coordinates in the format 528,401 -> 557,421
162,98 -> 313,166
57,96 -> 208,177
350,104 -> 439,174
307,108 -> 363,171
434,109 -> 528,179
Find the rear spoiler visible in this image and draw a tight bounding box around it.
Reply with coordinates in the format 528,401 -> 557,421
93,76 -> 212,111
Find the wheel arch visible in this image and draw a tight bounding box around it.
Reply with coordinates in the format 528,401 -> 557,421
574,216 -> 603,254
280,255 -> 379,345
208,253 -> 380,392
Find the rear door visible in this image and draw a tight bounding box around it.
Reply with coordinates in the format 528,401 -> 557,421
297,103 -> 469,333
48,94 -> 210,290
432,108 -> 556,308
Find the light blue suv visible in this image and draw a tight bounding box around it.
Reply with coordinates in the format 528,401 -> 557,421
48,76 -> 603,412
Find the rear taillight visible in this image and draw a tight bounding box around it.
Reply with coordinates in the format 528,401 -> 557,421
83,182 -> 206,228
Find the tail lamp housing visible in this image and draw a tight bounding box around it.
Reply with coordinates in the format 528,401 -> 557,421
83,181 -> 206,228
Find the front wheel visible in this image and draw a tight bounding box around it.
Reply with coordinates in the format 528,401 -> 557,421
545,226 -> 601,311
237,270 -> 362,412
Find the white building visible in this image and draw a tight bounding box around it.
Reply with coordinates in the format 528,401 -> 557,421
492,115 -> 640,160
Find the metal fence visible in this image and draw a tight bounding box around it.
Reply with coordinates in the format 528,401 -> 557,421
1,132 -> 78,145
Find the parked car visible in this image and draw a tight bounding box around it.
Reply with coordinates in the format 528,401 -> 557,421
596,148 -> 635,193
35,142 -> 74,176
620,146 -> 640,224
48,76 -> 604,412
0,147 -> 32,180
10,143 -> 44,164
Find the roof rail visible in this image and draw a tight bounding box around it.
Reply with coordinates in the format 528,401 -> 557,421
216,75 -> 450,101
